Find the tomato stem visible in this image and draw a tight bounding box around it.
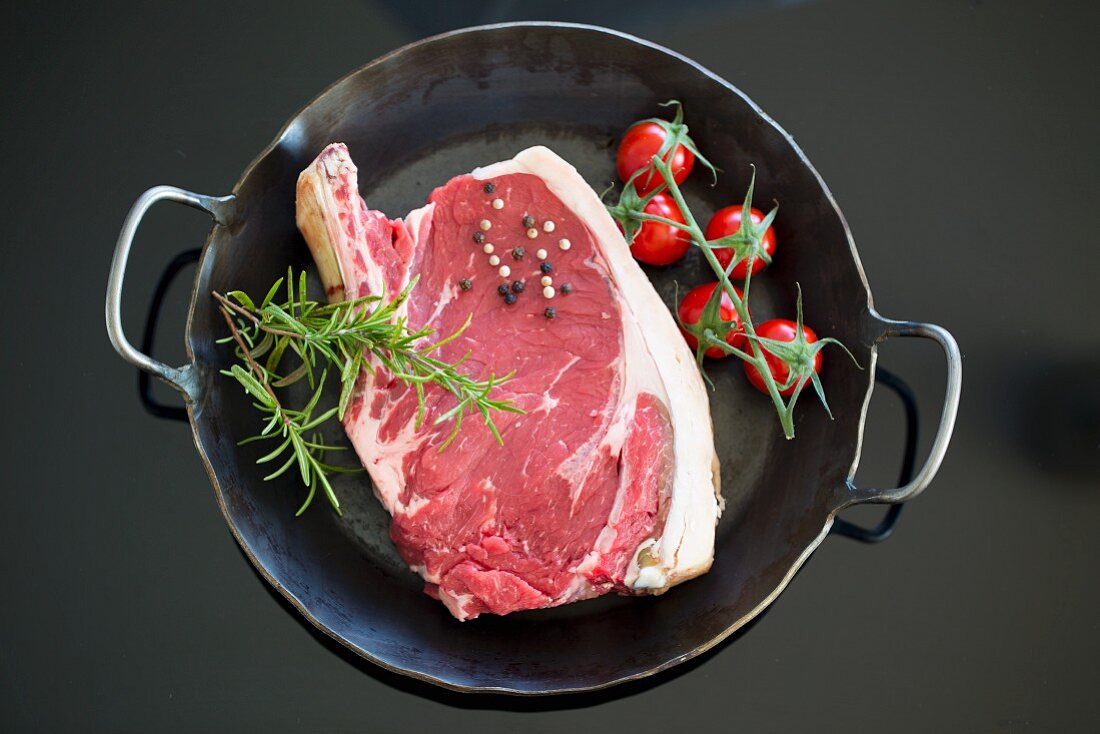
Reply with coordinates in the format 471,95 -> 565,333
610,123 -> 857,438
647,156 -> 796,438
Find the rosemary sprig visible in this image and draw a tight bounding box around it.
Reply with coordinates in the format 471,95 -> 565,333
215,270 -> 523,515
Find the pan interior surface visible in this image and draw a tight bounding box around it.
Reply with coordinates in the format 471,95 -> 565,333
187,24 -> 873,693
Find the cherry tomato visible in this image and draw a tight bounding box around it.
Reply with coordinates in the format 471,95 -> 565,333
743,319 -> 822,396
617,121 -> 695,195
705,206 -> 777,279
628,193 -> 691,265
677,282 -> 747,358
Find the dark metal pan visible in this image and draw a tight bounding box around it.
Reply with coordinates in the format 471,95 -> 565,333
105,22 -> 961,694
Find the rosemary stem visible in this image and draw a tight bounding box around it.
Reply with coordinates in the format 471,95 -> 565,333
213,292 -> 260,324
218,305 -> 295,432
216,270 -> 523,514
213,292 -> 303,339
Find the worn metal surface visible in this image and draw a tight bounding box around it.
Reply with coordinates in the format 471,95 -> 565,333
106,22 -> 959,694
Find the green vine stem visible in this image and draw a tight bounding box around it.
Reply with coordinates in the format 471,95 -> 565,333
640,157 -> 797,437
615,153 -> 859,439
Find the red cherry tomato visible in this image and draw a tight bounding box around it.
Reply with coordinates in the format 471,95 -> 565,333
628,193 -> 691,265
677,282 -> 747,358
617,121 -> 695,195
743,319 -> 821,396
705,206 -> 777,279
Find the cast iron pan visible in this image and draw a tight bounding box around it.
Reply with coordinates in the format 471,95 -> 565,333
105,23 -> 961,694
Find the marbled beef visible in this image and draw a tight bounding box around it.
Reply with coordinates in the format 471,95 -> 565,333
296,143 -> 720,620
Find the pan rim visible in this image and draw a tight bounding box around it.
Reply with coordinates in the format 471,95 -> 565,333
181,20 -> 879,695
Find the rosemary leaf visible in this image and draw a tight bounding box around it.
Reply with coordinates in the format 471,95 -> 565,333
215,270 -> 523,515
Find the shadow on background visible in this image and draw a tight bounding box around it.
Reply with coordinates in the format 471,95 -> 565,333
1012,355 -> 1100,485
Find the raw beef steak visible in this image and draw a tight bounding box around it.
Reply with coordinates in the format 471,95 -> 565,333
296,143 -> 720,620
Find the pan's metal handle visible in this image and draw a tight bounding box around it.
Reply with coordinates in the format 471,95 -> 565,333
848,316 -> 962,505
105,186 -> 235,402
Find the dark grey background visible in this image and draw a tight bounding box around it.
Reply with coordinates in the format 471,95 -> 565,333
3,0 -> 1098,731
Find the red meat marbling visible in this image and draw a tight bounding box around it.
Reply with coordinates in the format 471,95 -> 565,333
296,143 -> 720,620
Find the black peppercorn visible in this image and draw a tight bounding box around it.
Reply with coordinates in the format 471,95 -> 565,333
511,247 -> 525,260
511,280 -> 525,293
540,261 -> 553,274
522,214 -> 535,229
473,231 -> 485,244
504,292 -> 517,305
483,182 -> 495,194
497,284 -> 510,296
560,282 -> 573,295
459,278 -> 472,291
544,307 -> 557,320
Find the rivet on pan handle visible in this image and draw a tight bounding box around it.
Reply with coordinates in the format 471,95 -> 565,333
848,316 -> 962,505
105,186 -> 235,403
